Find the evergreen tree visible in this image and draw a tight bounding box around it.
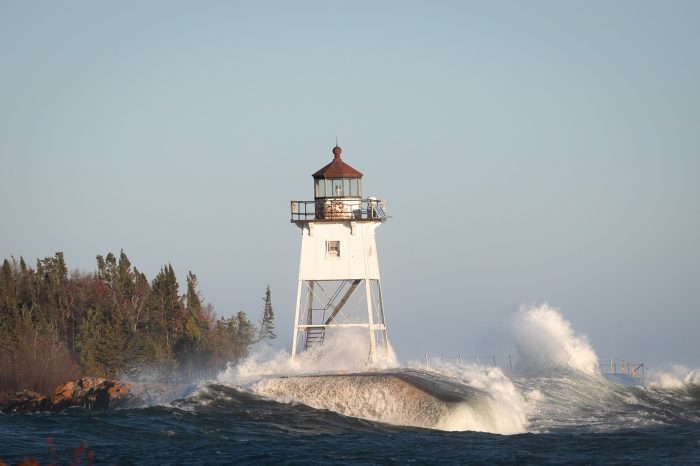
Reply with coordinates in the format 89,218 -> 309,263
117,250 -> 135,296
0,258 -> 15,316
148,264 -> 182,351
258,285 -> 276,342
0,250 -> 266,392
174,272 -> 209,374
234,311 -> 255,357
16,256 -> 36,312
75,308 -> 102,375
186,271 -> 202,317
95,308 -> 129,376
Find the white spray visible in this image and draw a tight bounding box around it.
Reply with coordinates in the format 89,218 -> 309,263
221,329 -> 399,385
419,363 -> 529,434
512,304 -> 600,376
648,365 -> 700,391
207,304 -> 699,434
215,330 -> 528,435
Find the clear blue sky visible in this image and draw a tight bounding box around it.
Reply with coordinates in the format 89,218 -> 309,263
2,1 -> 698,367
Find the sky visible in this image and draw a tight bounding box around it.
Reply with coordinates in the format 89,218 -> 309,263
1,1 -> 698,368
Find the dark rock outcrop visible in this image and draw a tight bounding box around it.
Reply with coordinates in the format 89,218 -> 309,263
1,377 -> 137,413
0,390 -> 52,414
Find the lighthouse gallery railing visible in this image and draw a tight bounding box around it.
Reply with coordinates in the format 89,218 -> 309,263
290,198 -> 388,222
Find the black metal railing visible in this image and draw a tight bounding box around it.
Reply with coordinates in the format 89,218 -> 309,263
291,198 -> 388,222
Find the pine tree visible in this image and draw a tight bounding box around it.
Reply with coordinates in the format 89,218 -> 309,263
0,251 -> 268,390
95,309 -> 128,377
185,271 -> 202,317
0,258 -> 15,315
75,308 -> 102,375
148,264 -> 182,352
234,311 -> 255,357
258,285 -> 276,342
174,272 -> 208,375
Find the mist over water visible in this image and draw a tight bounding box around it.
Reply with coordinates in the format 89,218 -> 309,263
223,329 -> 400,384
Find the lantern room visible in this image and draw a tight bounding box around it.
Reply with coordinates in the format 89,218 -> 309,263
290,144 -> 387,223
313,145 -> 363,199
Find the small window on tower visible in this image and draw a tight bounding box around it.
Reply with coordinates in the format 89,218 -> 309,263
326,241 -> 340,258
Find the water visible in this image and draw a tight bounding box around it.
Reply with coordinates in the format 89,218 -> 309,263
2,306 -> 699,464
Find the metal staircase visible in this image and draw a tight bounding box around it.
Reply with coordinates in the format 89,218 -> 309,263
303,279 -> 362,350
304,327 -> 325,349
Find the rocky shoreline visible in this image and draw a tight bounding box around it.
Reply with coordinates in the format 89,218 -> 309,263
1,377 -> 136,413
1,377 -> 192,414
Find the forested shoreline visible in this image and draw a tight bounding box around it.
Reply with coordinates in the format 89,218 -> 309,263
0,251 -> 275,398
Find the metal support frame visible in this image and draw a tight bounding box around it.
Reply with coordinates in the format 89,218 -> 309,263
291,278 -> 389,362
290,279 -> 303,358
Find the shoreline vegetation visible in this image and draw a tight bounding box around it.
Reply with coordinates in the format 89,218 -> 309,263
0,251 -> 275,405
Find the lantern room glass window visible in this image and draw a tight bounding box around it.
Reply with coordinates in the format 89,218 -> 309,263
351,179 -> 360,197
314,179 -> 329,197
332,179 -> 343,196
315,178 -> 361,198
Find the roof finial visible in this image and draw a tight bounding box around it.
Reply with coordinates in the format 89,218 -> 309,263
332,138 -> 342,159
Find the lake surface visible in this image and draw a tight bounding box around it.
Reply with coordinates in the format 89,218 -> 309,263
1,365 -> 699,465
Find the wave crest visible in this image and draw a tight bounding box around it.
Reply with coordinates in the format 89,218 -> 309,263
513,304 -> 599,377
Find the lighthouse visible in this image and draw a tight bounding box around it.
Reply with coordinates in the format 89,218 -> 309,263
290,144 -> 390,362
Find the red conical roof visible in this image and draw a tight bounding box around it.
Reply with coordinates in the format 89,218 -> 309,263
312,145 -> 363,179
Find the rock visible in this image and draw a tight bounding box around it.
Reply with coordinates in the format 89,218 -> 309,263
80,377 -> 106,390
54,380 -> 75,398
0,390 -> 52,414
107,382 -> 131,398
51,377 -> 136,411
1,378 -> 139,413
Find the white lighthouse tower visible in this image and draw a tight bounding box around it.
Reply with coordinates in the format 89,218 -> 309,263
290,144 -> 390,362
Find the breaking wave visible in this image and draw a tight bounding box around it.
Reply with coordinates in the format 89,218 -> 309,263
512,304 -> 599,376
209,330 -> 527,434
173,305 -> 700,436
250,367 -> 528,434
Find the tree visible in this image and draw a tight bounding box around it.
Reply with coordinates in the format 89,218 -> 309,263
174,272 -> 209,375
148,264 -> 182,350
0,250 -> 267,392
258,285 -> 276,342
0,258 -> 16,322
185,271 -> 202,317
234,311 -> 256,357
75,308 -> 102,375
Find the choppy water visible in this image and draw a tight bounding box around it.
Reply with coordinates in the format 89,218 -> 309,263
2,306 -> 699,464
1,367 -> 699,465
